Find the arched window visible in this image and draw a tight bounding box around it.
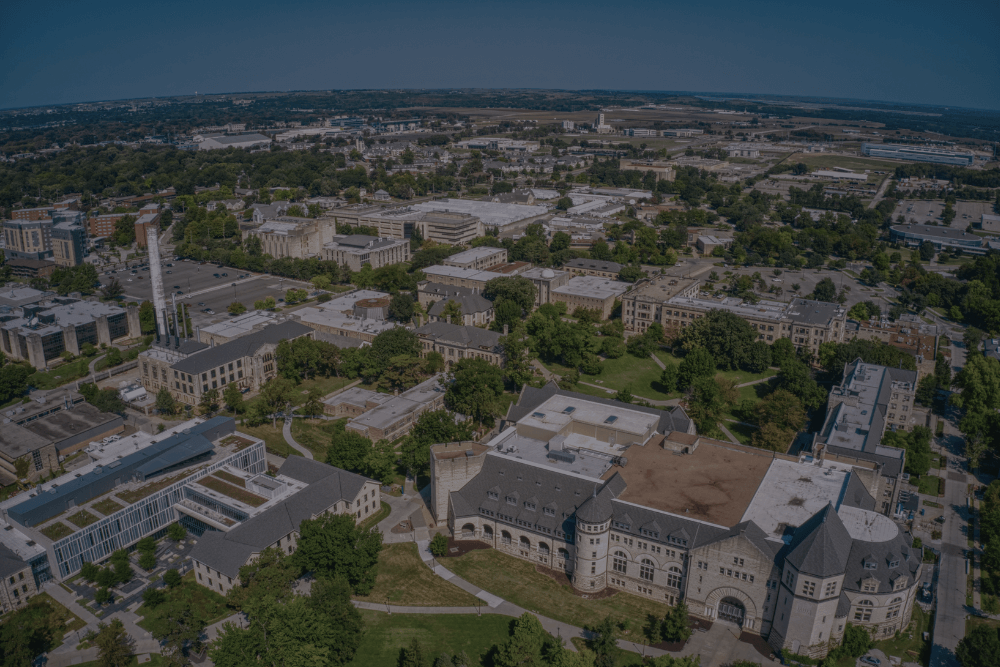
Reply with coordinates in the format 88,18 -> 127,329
483,525 -> 493,538
888,596 -> 902,618
667,566 -> 682,589
854,599 -> 873,622
520,536 -> 531,548
612,551 -> 628,574
639,558 -> 655,581
538,542 -> 550,555
461,523 -> 475,538
558,548 -> 569,561
501,531 -> 512,546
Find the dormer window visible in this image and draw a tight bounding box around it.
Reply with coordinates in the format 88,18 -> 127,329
487,491 -> 499,500
524,502 -> 536,511
506,496 -> 516,505
888,559 -> 900,568
544,507 -> 555,517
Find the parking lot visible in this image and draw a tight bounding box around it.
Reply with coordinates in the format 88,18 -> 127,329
113,259 -> 313,328
892,199 -> 992,229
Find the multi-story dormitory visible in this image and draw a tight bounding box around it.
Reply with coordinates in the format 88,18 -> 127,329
431,382 -> 920,658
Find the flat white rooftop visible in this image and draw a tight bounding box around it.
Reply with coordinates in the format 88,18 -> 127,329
412,199 -> 547,229
520,394 -> 658,439
553,276 -> 630,300
199,310 -> 279,340
443,247 -> 506,264
422,265 -> 503,282
740,458 -> 850,542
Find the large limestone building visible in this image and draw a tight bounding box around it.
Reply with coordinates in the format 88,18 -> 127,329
431,383 -> 920,658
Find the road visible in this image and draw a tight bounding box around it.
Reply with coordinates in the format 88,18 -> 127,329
929,410 -> 970,667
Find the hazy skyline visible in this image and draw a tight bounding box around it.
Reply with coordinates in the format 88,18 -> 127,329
2,0 -> 998,111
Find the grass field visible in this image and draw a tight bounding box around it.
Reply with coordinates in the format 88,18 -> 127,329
347,611 -> 512,667
354,543 -> 479,607
236,422 -> 297,458
27,355 -> 97,391
290,418 -> 341,458
288,376 -> 353,406
724,422 -> 757,446
828,607 -> 932,667
448,549 -> 671,630
918,475 -> 942,496
790,153 -> 897,183
137,571 -> 231,636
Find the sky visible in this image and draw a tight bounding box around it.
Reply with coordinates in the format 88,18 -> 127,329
2,0 -> 998,111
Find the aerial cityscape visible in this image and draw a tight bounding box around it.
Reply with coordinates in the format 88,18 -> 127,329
0,3 -> 998,667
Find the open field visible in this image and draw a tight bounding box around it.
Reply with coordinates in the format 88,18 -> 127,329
789,152 -> 900,183
347,611 -> 512,667
355,543 -> 479,607
236,422 -> 297,458
447,548 -> 671,630
290,418 -> 340,458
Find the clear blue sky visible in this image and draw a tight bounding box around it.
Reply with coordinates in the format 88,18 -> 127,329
1,0 -> 997,111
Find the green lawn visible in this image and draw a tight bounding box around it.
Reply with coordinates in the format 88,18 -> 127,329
347,610 -> 512,667
236,422 -> 297,458
354,543 -> 479,607
288,376 -> 354,407
447,549 -> 672,631
41,522 -> 74,541
918,476 -> 942,496
91,498 -> 124,516
829,607 -> 932,667
725,422 -> 757,446
27,354 -> 99,390
137,571 -> 231,636
66,510 -> 99,528
290,418 -> 341,458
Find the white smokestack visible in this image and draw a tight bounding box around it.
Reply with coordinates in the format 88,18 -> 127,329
146,226 -> 168,337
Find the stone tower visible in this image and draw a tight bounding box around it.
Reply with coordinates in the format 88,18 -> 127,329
572,487 -> 614,592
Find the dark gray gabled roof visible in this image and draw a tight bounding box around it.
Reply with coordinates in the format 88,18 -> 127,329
611,499 -> 730,549
188,459 -> 375,579
428,293 -> 493,318
0,544 -> 28,579
841,472 -> 876,511
172,321 -> 312,374
506,381 -> 693,435
414,321 -> 502,351
563,258 -> 623,273
785,503 -> 853,578
842,529 -> 920,595
694,520 -> 783,561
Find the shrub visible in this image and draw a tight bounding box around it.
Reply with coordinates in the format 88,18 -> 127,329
163,568 -> 182,588
81,561 -> 100,582
94,587 -> 112,605
167,523 -> 187,541
142,587 -> 165,607
136,537 -> 156,554
139,552 -> 156,571
429,533 -> 449,557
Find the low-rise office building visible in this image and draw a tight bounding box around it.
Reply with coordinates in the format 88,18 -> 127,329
521,267 -> 571,306
189,457 -> 381,595
411,199 -> 548,234
1,299 -> 141,369
622,276 -> 847,358
322,387 -> 394,418
140,320 -> 314,407
889,224 -> 998,255
0,285 -> 55,309
696,235 -> 732,255
421,265 -> 505,291
0,400 -> 123,483
345,375 -> 447,441
861,143 -> 974,167
442,247 -> 508,271
427,291 -> 494,327
415,321 -> 504,368
562,258 -> 623,279
551,276 -> 630,320
293,290 -> 402,344
322,234 -> 410,271
6,258 -> 56,279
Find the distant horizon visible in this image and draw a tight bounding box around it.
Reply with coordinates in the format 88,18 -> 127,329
3,88 -> 999,115
2,0 -> 996,112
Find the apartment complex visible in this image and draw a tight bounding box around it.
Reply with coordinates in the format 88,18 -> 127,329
432,383 -> 921,659
322,234 -> 410,271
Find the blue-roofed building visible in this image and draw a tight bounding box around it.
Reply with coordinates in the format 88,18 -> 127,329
1,416 -> 266,580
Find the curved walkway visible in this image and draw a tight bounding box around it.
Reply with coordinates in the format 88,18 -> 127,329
282,419 -> 314,459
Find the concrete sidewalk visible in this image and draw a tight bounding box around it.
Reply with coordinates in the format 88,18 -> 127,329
282,418 -> 313,459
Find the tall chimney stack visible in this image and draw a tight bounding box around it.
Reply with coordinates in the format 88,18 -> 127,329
146,226 -> 168,337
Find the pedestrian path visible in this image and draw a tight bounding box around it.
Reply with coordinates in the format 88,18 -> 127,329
282,418 -> 313,459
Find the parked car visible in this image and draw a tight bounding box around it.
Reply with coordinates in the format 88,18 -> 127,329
198,302 -> 206,306
860,656 -> 880,666
176,290 -> 184,295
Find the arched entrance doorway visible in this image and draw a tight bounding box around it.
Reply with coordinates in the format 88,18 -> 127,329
718,597 -> 746,627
